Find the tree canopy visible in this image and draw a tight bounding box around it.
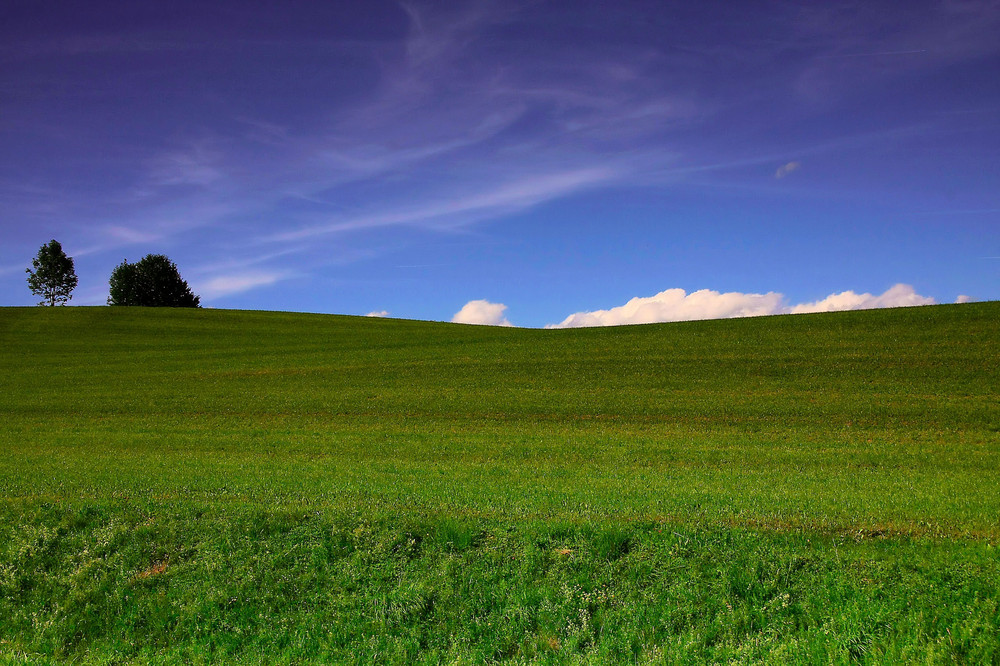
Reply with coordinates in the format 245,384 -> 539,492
108,254 -> 200,307
26,239 -> 78,306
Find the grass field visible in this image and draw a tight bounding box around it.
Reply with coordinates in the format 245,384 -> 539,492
1,303 -> 998,663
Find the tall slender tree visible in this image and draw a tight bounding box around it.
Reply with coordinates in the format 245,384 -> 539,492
26,239 -> 78,306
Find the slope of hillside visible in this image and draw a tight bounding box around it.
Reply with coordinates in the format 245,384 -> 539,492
1,303 -> 998,662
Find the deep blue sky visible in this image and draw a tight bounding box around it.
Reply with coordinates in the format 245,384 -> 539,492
2,0 -> 997,326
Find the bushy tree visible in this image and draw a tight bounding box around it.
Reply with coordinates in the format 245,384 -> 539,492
26,239 -> 78,306
108,254 -> 200,307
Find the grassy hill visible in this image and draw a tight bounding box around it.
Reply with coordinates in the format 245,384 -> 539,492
1,304 -> 998,663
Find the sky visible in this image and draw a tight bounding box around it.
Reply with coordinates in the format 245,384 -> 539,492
1,0 -> 997,327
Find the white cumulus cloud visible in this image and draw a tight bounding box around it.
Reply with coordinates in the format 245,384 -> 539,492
788,283 -> 934,313
549,288 -> 785,328
955,295 -> 972,304
365,310 -> 390,317
549,284 -> 936,328
452,299 -> 513,326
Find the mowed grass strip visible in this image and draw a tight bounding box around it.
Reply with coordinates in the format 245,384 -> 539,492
0,303 -> 998,663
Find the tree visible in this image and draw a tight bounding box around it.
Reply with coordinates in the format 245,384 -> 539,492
108,254 -> 200,307
26,239 -> 78,306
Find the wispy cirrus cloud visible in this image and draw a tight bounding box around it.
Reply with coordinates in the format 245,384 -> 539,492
195,271 -> 289,300
140,143 -> 227,191
267,166 -> 618,242
775,161 -> 801,179
230,2 -> 708,250
792,0 -> 1000,101
31,2 -> 664,275
103,225 -> 164,245
16,0 -> 930,282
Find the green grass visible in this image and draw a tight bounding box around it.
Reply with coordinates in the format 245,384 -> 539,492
1,303 -> 998,663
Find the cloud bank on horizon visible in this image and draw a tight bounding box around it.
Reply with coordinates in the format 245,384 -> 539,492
548,283 -> 936,328
440,283 -> 954,328
451,283 -> 944,328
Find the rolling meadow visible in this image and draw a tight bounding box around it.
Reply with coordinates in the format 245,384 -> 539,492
1,303 -> 998,663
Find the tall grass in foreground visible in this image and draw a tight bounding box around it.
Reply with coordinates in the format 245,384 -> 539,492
0,303 -> 998,663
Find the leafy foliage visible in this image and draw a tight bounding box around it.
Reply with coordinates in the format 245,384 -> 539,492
108,254 -> 200,307
25,239 -> 78,306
